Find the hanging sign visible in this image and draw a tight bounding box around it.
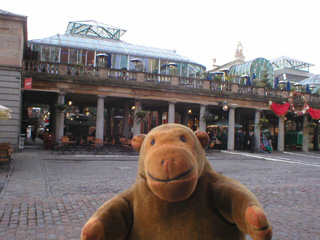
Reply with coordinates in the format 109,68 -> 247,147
24,77 -> 32,89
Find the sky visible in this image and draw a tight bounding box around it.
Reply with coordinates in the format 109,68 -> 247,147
2,0 -> 320,74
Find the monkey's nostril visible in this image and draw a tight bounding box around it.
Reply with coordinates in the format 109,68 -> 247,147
161,160 -> 164,165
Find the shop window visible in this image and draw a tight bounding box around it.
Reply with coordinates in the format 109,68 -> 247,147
41,46 -> 50,62
78,50 -> 85,65
69,49 -> 77,64
51,47 -> 60,63
120,55 -> 128,70
112,54 -> 121,69
189,64 -> 196,78
181,63 -> 188,77
151,59 -> 159,74
160,60 -> 168,75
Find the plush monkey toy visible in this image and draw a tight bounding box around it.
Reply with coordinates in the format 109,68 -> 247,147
81,124 -> 272,240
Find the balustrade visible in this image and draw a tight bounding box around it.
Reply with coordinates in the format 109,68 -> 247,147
264,88 -> 281,97
308,94 -> 320,103
210,81 -> 232,91
145,73 -> 171,84
22,60 -> 319,106
238,85 -> 257,94
179,77 -> 203,88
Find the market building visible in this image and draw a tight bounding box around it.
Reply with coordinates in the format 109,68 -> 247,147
1,10 -> 320,152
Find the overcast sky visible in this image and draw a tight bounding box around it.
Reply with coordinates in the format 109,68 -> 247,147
2,0 -> 320,73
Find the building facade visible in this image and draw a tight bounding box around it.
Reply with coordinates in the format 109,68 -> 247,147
0,10 -> 27,147
1,12 -> 320,152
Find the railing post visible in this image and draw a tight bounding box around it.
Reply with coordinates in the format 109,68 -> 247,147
58,64 -> 68,75
231,83 -> 239,93
99,68 -> 108,78
137,73 -> 145,82
257,87 -> 264,96
281,91 -> 289,99
172,76 -> 179,86
203,80 -> 210,89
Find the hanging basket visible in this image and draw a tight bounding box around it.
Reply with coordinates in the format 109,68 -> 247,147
201,113 -> 214,123
259,118 -> 269,129
134,110 -> 147,123
308,122 -> 317,128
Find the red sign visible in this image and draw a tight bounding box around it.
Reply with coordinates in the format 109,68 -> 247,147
24,77 -> 32,89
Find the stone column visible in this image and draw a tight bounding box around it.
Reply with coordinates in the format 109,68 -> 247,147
254,110 -> 261,152
227,107 -> 235,150
168,101 -> 176,123
95,96 -> 105,141
302,115 -> 309,152
55,92 -> 66,146
122,102 -> 130,138
278,116 -> 285,152
133,99 -> 142,136
199,104 -> 207,132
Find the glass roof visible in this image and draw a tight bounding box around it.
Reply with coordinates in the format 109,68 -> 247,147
29,33 -> 204,67
300,74 -> 320,86
229,58 -> 274,80
29,20 -> 205,68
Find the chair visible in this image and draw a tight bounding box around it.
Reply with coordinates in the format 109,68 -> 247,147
0,143 -> 13,160
87,136 -> 94,143
0,143 -> 13,175
59,136 -> 77,154
88,138 -> 104,154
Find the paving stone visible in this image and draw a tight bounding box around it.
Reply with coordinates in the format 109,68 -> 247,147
0,150 -> 320,239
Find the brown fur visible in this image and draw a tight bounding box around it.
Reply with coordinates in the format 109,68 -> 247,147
81,124 -> 272,240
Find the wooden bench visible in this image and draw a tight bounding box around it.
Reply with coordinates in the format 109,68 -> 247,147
0,143 -> 13,161
0,143 -> 13,175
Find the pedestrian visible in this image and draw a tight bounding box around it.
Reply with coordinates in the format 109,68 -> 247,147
240,129 -> 245,150
221,130 -> 227,150
243,131 -> 249,150
249,131 -> 255,153
235,129 -> 242,150
31,129 -> 36,142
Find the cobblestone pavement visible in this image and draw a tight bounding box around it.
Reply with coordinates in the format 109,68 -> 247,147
0,149 -> 319,240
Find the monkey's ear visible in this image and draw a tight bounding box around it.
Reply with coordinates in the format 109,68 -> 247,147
132,134 -> 146,152
195,131 -> 210,148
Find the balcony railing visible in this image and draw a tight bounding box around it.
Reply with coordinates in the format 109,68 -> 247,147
22,60 -> 319,104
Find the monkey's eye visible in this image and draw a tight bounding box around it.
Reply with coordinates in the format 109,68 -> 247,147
151,139 -> 155,145
180,136 -> 186,142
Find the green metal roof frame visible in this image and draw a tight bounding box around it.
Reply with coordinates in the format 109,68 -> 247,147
271,56 -> 315,71
229,58 -> 274,80
65,20 -> 127,40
